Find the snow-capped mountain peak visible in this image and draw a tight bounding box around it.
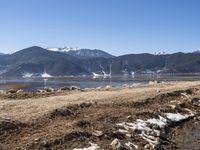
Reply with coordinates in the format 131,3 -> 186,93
193,49 -> 200,54
47,46 -> 114,58
47,47 -> 80,52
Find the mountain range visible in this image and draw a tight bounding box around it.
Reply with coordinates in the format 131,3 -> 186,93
47,47 -> 114,58
0,46 -> 200,77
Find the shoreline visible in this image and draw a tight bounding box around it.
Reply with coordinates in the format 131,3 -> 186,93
1,75 -> 200,92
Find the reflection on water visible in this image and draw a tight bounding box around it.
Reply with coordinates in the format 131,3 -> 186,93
0,75 -> 200,91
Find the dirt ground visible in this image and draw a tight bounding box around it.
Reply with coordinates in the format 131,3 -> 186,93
0,81 -> 200,150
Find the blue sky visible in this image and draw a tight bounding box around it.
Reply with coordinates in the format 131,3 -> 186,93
0,0 -> 200,55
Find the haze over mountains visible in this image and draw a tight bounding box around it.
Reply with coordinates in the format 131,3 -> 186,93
0,46 -> 200,77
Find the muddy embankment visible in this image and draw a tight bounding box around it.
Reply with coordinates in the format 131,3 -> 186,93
0,84 -> 200,149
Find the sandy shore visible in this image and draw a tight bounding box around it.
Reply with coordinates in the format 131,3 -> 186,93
0,81 -> 200,149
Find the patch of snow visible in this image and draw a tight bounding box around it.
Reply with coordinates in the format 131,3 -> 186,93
96,86 -> 102,90
169,105 -> 176,109
41,71 -> 52,78
122,84 -> 129,87
125,141 -> 138,149
118,129 -> 129,133
181,92 -> 190,98
129,83 -> 141,88
92,71 -> 111,79
102,71 -> 111,78
47,48 -> 60,51
73,142 -> 100,150
22,72 -> 33,78
147,116 -> 167,128
117,109 -> 195,149
131,71 -> 135,76
0,69 -> 7,75
117,119 -> 160,148
105,85 -> 111,89
149,81 -> 157,85
139,132 -> 159,148
170,100 -> 176,103
193,100 -> 200,106
47,46 -> 80,52
165,113 -> 191,122
92,72 -> 104,78
197,100 -> 200,106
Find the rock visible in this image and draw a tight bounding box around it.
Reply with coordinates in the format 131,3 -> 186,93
149,81 -> 158,85
7,89 -> 17,94
92,130 -> 103,137
34,138 -> 40,141
125,142 -> 138,149
110,138 -> 121,149
44,87 -> 54,92
0,90 -> 5,94
191,98 -> 200,106
96,86 -> 102,90
17,89 -> 24,93
156,89 -> 160,93
144,144 -> 151,149
105,85 -> 111,89
126,133 -> 131,138
60,86 -> 71,91
77,120 -> 91,128
36,89 -> 46,93
127,115 -> 132,119
70,86 -> 80,90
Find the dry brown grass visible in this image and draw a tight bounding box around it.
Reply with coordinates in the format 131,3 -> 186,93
0,81 -> 200,123
0,81 -> 200,149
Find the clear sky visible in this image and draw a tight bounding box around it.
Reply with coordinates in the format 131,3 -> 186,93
0,0 -> 200,55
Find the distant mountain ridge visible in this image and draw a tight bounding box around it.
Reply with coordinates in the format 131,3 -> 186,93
1,46 -> 200,77
193,50 -> 200,54
47,47 -> 114,58
66,49 -> 114,58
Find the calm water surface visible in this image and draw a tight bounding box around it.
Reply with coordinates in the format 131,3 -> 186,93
0,75 -> 200,91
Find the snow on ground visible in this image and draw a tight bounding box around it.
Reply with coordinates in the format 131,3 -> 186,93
41,72 -> 52,78
22,72 -> 33,78
125,141 -> 138,149
73,142 -> 100,150
165,112 -> 193,122
181,92 -> 190,98
117,109 -> 194,149
147,116 -> 167,128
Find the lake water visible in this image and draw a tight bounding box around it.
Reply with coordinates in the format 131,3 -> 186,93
0,74 -> 200,91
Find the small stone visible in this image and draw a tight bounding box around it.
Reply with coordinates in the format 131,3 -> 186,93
110,138 -> 121,149
127,115 -> 132,119
156,89 -> 160,93
17,89 -> 23,93
44,87 -> 54,92
126,133 -> 132,138
36,89 -> 45,93
70,86 -> 80,90
34,138 -> 40,141
144,144 -> 151,149
7,89 -> 17,94
60,86 -> 71,91
92,130 -> 103,137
